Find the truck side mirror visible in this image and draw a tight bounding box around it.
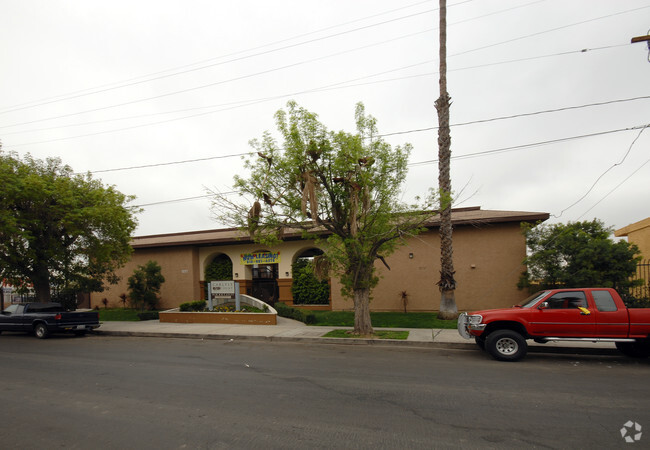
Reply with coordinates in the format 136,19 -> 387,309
538,301 -> 549,310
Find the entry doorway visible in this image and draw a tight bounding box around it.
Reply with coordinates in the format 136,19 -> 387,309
251,264 -> 279,305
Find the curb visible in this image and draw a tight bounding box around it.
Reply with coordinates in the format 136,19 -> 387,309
95,329 -> 475,349
94,330 -> 621,356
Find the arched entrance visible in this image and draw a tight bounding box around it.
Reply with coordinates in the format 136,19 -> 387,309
292,248 -> 330,306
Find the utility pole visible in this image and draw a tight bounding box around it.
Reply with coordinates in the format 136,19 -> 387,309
631,31 -> 650,61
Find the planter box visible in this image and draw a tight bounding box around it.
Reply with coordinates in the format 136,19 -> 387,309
160,294 -> 277,325
159,310 -> 277,325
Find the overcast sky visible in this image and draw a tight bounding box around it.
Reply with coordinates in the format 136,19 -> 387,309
2,0 -> 649,237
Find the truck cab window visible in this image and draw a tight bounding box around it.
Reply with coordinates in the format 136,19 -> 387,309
592,290 -> 618,312
546,292 -> 587,309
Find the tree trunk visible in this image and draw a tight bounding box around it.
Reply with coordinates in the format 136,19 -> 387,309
353,287 -> 373,336
32,266 -> 52,303
436,0 -> 458,320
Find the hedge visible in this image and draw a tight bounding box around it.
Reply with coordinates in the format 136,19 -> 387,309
275,302 -> 316,325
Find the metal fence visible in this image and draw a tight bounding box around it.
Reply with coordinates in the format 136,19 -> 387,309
630,259 -> 650,299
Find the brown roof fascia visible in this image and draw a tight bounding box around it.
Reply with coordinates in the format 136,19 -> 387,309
130,207 -> 549,248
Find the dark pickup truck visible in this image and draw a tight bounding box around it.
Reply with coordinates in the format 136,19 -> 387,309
0,303 -> 100,338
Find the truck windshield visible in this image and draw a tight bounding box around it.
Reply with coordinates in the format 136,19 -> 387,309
518,291 -> 549,308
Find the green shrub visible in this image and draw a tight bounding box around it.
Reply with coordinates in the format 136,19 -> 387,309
137,311 -> 159,321
179,300 -> 207,312
205,255 -> 233,281
128,260 -> 165,311
291,259 -> 329,305
275,302 -> 316,324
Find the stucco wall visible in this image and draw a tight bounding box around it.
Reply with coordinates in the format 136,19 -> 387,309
626,221 -> 650,261
93,221 -> 529,312
91,246 -> 200,310
329,222 -> 528,312
616,217 -> 650,261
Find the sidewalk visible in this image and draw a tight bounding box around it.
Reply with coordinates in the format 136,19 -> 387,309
96,317 -> 620,356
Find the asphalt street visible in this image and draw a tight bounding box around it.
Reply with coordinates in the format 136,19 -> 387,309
1,334 -> 648,449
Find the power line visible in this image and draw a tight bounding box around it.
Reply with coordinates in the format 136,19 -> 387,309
124,124 -> 647,209
0,0 -> 445,115
79,97 -> 649,175
558,123 -> 650,219
4,44 -> 627,138
135,194 -> 218,208
407,125 -> 648,167
87,153 -> 249,174
379,93 -> 650,138
450,4 -> 650,58
0,27 -> 437,131
6,48 -> 641,149
0,0 -> 592,130
76,98 -> 648,174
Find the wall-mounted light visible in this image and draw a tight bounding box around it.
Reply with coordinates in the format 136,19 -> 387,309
234,273 -> 239,278
409,253 -> 414,259
285,272 -> 290,277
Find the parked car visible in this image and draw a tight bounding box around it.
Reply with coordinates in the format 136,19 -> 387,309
458,288 -> 650,361
0,302 -> 100,338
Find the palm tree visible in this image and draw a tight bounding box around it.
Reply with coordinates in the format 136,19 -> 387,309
435,0 -> 458,320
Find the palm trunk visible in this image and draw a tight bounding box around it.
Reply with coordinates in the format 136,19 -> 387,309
436,0 -> 458,320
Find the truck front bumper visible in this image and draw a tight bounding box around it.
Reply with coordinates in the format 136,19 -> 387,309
457,312 -> 485,339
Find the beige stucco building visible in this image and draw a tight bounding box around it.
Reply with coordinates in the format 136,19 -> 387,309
90,207 -> 548,313
615,217 -> 650,261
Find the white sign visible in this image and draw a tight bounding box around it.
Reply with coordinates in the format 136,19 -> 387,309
210,281 -> 235,297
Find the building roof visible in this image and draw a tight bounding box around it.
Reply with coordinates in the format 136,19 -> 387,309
131,206 -> 549,249
615,217 -> 650,237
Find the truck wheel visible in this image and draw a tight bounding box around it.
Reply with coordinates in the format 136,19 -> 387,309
616,341 -> 650,358
34,323 -> 49,339
485,330 -> 527,361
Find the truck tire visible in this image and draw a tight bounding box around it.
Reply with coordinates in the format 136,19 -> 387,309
475,336 -> 486,350
485,329 -> 527,361
34,323 -> 49,339
616,340 -> 650,358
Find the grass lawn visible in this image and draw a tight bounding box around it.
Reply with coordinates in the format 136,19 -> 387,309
323,329 -> 409,340
308,311 -> 458,329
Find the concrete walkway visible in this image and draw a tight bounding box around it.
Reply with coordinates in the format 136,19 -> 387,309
96,317 -> 620,356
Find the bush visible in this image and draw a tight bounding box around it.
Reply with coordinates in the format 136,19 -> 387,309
291,259 -> 330,305
205,255 -> 233,281
179,300 -> 207,312
275,302 -> 316,324
128,260 -> 165,311
137,311 -> 159,321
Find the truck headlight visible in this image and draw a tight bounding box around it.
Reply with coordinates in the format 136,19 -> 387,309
467,314 -> 483,326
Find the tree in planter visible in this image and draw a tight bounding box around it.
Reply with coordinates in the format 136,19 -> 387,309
127,260 -> 165,311
518,219 -> 642,293
210,101 -> 439,335
291,258 -> 330,305
0,151 -> 138,302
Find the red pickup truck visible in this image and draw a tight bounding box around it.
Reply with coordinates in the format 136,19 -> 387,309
458,288 -> 650,361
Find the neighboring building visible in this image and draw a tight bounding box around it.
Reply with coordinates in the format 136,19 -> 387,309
615,217 -> 650,260
90,207 -> 549,313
